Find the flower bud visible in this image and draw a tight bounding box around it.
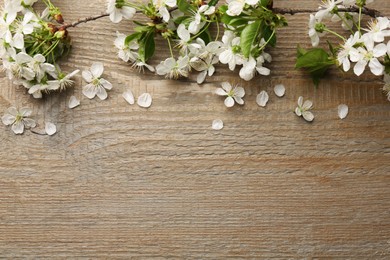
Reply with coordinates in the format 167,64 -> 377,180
54,14 -> 64,24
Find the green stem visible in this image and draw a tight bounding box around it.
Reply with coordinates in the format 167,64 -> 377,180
43,40 -> 59,57
215,20 -> 220,41
167,38 -> 174,58
323,28 -> 346,41
336,13 -> 354,34
259,29 -> 275,52
358,6 -> 362,34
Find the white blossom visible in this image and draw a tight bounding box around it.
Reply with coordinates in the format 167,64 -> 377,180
2,107 -> 36,134
107,0 -> 136,23
219,31 -> 243,71
153,0 -> 176,22
226,0 -> 258,16
156,56 -> 190,79
337,32 -> 360,72
47,70 -> 80,91
363,17 -> 390,43
349,40 -> 387,76
114,31 -> 139,62
188,5 -> 215,34
82,62 -> 113,100
295,96 -> 314,122
215,82 -> 245,107
315,0 -> 342,21
28,54 -> 56,82
308,14 -> 325,47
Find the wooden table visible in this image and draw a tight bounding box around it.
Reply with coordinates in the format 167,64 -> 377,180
1,0 -> 389,258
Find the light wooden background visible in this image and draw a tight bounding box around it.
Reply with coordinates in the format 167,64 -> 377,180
0,0 -> 389,258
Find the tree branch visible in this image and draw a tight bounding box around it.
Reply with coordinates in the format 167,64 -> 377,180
273,6 -> 383,18
61,13 -> 110,30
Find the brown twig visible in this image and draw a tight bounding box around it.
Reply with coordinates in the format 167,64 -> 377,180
61,13 -> 110,30
273,6 -> 383,18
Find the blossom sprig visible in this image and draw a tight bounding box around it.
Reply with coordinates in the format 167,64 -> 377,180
0,0 -> 78,98
112,0 -> 288,83
296,0 -> 390,100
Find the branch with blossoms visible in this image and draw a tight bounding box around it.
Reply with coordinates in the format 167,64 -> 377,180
0,0 -> 388,101
296,0 -> 390,101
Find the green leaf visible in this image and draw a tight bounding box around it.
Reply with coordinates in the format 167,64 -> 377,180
174,16 -> 192,25
139,31 -> 155,62
263,25 -> 276,47
209,0 -> 219,6
295,47 -> 336,87
198,28 -> 211,44
240,20 -> 262,58
177,0 -> 195,14
125,33 -> 141,46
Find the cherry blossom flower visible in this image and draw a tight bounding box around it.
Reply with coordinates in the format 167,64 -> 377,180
156,56 -> 190,79
188,5 -> 215,34
219,31 -> 243,71
315,0 -> 342,21
309,14 -> 325,47
337,32 -> 360,72
363,17 -> 390,43
107,0 -> 136,23
215,82 -> 245,107
114,31 -> 139,62
295,96 -> 314,122
47,70 -> 80,91
28,54 -> 56,82
153,0 -> 176,22
6,52 -> 35,81
349,40 -> 387,76
226,0 -> 258,16
82,62 -> 113,100
2,107 -> 36,134
239,55 -> 271,81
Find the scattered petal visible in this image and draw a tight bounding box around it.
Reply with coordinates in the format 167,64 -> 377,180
122,90 -> 135,105
302,111 -> 314,122
338,104 -> 349,119
256,90 -> 269,107
137,93 -> 152,108
45,122 -> 57,136
212,119 -> 224,130
295,96 -> 314,122
68,96 -> 80,109
274,84 -> 285,97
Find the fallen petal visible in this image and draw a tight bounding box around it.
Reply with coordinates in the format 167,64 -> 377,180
274,84 -> 285,97
137,93 -> 152,108
338,104 -> 349,119
45,122 -> 57,136
256,90 -> 269,107
122,90 -> 135,105
302,111 -> 314,122
69,96 -> 80,109
212,119 -> 224,130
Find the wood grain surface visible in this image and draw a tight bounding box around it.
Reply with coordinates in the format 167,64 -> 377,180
0,0 -> 389,258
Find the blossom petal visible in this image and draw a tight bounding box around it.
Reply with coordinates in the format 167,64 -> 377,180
302,111 -> 314,122
2,114 -> 15,125
82,84 -> 97,99
7,107 -> 18,116
221,82 -> 232,93
234,87 -> 245,98
90,62 -> 104,78
11,121 -> 24,134
100,79 -> 113,90
224,96 -> 235,107
212,119 -> 224,130
19,107 -> 32,117
354,60 -> 367,76
69,96 -> 80,109
298,96 -> 303,107
96,86 -> 108,100
122,90 -> 135,105
82,70 -> 93,83
45,122 -> 57,136
137,93 -> 152,108
302,100 -> 313,110
338,104 -> 349,119
256,90 -> 269,107
215,88 -> 227,96
23,118 -> 36,128
274,84 -> 285,97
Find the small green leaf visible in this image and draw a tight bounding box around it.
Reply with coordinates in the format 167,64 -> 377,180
125,33 -> 141,46
263,25 -> 276,47
240,20 -> 262,58
177,0 -> 195,14
139,31 -> 155,62
198,28 -> 211,44
295,47 -> 336,87
209,0 -> 219,6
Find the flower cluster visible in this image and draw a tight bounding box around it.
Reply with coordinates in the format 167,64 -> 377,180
0,0 -> 78,98
111,0 -> 287,83
299,0 -> 390,100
